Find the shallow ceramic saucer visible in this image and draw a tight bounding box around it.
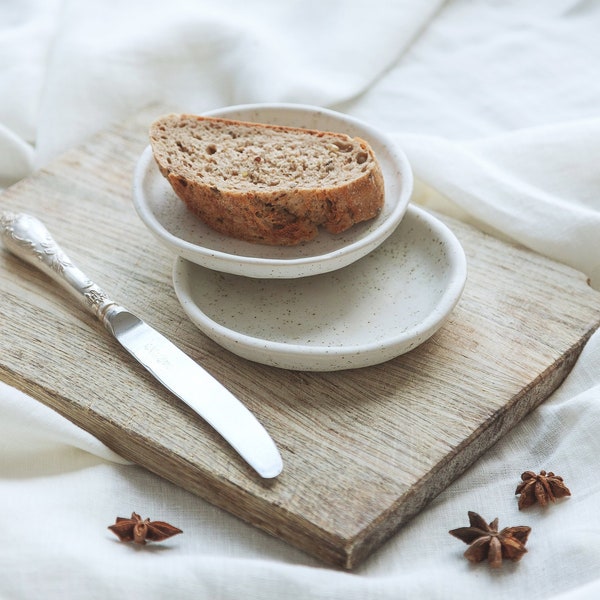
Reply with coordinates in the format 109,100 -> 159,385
172,204 -> 467,371
133,103 -> 413,279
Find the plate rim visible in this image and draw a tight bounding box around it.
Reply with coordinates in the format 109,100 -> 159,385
172,204 -> 468,370
132,102 -> 413,279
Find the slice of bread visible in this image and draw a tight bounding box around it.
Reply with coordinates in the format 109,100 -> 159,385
149,114 -> 385,246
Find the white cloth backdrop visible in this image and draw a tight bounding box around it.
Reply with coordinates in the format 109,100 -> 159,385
2,0 -> 600,598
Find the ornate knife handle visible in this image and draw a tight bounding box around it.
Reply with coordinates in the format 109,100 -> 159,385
0,212 -> 121,326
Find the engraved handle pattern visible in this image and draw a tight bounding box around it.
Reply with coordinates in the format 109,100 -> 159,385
0,212 -> 120,325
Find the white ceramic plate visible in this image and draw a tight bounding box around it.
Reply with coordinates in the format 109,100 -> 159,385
133,103 -> 413,279
173,204 -> 467,371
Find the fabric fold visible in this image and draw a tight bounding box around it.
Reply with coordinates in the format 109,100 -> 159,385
31,0 -> 443,168
0,381 -> 130,466
0,123 -> 34,187
396,118 -> 600,288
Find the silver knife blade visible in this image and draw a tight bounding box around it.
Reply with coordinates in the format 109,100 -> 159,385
0,212 -> 282,478
106,308 -> 283,478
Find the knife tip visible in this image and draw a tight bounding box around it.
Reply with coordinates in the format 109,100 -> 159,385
256,455 -> 283,479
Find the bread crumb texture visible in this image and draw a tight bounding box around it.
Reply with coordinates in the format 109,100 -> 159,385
150,114 -> 385,245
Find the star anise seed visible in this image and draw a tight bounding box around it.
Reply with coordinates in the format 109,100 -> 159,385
108,512 -> 183,545
449,511 -> 531,568
515,470 -> 571,509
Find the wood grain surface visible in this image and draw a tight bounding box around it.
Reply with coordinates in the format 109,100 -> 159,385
1,108 -> 599,569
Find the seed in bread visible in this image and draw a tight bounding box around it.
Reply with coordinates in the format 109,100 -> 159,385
149,114 -> 385,246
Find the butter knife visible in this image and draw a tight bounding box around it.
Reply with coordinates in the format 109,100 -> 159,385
0,212 -> 283,479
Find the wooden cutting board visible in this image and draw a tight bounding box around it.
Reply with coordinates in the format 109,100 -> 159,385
2,108 -> 599,569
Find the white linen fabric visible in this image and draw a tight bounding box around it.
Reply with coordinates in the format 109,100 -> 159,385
1,0 -> 599,598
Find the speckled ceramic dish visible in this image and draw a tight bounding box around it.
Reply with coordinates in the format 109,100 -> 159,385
172,204 -> 467,371
133,103 -> 413,279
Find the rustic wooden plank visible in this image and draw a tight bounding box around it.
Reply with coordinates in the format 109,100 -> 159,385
1,107 -> 599,569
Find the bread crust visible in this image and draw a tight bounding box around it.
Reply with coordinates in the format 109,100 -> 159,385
150,114 -> 385,246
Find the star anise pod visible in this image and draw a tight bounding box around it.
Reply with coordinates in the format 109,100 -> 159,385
515,470 -> 571,509
449,511 -> 531,568
108,512 -> 182,545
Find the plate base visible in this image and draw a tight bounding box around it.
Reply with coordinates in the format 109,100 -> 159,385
173,204 -> 467,370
